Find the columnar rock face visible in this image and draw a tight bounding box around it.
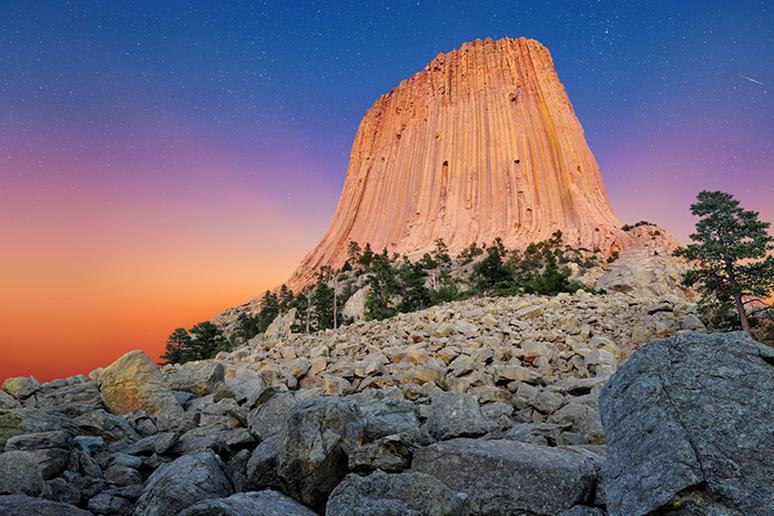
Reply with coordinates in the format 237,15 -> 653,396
289,37 -> 629,289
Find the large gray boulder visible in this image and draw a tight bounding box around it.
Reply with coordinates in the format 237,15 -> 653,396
247,391 -> 296,441
0,451 -> 45,496
31,379 -> 102,417
132,450 -> 233,516
0,494 -> 89,515
247,434 -> 280,490
96,350 -> 184,431
412,438 -> 598,515
180,490 -> 316,516
0,408 -> 77,448
599,332 -> 774,516
277,396 -> 365,508
360,398 -> 424,442
1,377 -> 40,400
163,360 -> 225,397
427,392 -> 492,440
326,470 -> 469,516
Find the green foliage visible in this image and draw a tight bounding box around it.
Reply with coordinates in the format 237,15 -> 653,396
621,220 -> 655,231
522,254 -> 583,295
674,190 -> 774,335
358,243 -> 375,270
347,241 -> 362,262
473,244 -> 513,292
162,321 -> 228,365
160,327 -> 192,364
278,284 -> 295,312
398,261 -> 432,313
234,313 -> 261,342
365,249 -> 399,320
256,290 -> 280,333
457,241 -> 484,265
472,231 -> 589,297
291,292 -> 312,333
312,281 -> 336,330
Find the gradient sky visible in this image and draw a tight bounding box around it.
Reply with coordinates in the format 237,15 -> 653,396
2,1 -> 772,382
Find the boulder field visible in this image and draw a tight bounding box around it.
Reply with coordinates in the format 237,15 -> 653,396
1,291 -> 772,515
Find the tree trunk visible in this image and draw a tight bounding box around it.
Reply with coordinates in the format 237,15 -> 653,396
734,293 -> 752,338
333,276 -> 338,330
726,259 -> 752,338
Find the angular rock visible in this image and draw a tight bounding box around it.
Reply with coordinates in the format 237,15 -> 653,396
124,432 -> 178,456
96,350 -> 184,431
247,391 -> 296,441
277,396 -> 365,508
104,463 -> 142,486
163,361 -> 224,396
32,380 -> 102,417
348,434 -> 415,472
548,402 -> 604,444
0,494 -> 89,515
74,409 -> 140,444
0,409 -> 77,448
0,392 -> 19,410
247,434 -> 280,490
4,431 -> 72,479
89,492 -> 133,514
360,398 -> 423,442
0,451 -> 45,496
180,490 -> 316,516
132,450 -> 233,516
427,392 -> 491,440
326,470 -> 468,516
5,430 -> 70,450
412,438 -> 597,515
599,332 -> 774,516
1,377 -> 40,400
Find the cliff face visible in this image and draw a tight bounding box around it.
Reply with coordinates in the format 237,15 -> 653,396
289,37 -> 632,289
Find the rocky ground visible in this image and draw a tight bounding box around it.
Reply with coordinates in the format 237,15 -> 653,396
1,290 -> 772,515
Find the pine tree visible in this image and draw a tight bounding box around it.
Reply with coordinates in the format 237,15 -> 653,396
358,243 -> 375,270
234,313 -> 261,342
398,261 -> 432,313
291,292 -> 313,333
311,282 -> 333,330
347,241 -> 362,262
187,322 -> 227,361
473,243 -> 513,292
675,191 -> 774,336
161,327 -> 191,364
278,284 -> 295,312
365,248 -> 399,320
257,290 -> 280,332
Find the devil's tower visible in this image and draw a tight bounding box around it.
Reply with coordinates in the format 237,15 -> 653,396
288,37 -> 630,289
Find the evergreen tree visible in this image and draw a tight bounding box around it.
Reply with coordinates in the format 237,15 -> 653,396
398,261 -> 432,313
347,241 -> 362,262
161,327 -> 191,364
358,243 -> 375,270
433,238 -> 452,270
256,290 -> 280,332
291,291 -> 313,333
234,313 -> 261,342
524,254 -> 581,295
473,244 -> 513,292
187,321 -> 227,362
365,249 -> 399,320
278,284 -> 295,312
674,191 -> 774,336
312,281 -> 335,330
